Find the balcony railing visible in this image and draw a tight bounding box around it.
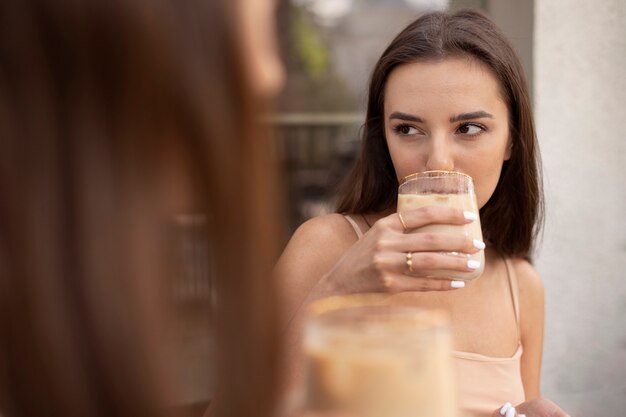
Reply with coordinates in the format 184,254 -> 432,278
270,112 -> 363,232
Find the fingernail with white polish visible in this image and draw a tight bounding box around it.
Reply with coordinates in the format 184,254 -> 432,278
451,281 -> 465,289
463,211 -> 478,221
499,402 -> 512,416
467,260 -> 481,270
473,239 -> 486,250
505,407 -> 516,417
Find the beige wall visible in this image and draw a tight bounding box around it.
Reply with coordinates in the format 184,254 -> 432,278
488,0 -> 534,91
534,1 -> 626,414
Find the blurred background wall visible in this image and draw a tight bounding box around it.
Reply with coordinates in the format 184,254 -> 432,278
534,0 -> 626,415
275,0 -> 626,415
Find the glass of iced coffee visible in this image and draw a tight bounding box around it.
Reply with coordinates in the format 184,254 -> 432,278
303,294 -> 456,417
397,170 -> 484,280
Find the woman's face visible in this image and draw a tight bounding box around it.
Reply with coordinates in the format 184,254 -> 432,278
238,0 -> 285,98
383,57 -> 511,208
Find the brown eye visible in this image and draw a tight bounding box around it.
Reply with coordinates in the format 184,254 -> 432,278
395,124 -> 418,135
458,123 -> 483,135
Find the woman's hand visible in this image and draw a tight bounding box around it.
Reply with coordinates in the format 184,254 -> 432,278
491,399 -> 571,417
275,206 -> 485,392
318,206 -> 484,295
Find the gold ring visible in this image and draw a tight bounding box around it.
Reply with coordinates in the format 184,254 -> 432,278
397,211 -> 408,233
406,251 -> 413,273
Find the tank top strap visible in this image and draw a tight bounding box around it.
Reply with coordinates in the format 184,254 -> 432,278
343,215 -> 365,240
503,257 -> 521,340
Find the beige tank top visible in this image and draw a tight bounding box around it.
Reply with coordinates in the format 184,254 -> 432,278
344,215 -> 525,416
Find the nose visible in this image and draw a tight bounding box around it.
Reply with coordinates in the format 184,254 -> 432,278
424,135 -> 454,172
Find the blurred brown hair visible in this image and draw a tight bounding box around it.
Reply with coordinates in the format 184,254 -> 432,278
0,0 -> 281,416
337,9 -> 543,259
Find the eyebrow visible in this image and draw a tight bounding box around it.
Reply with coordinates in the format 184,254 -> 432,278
388,110 -> 494,123
388,111 -> 424,123
449,111 -> 494,123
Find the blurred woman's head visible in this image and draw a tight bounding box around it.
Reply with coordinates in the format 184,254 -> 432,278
239,0 -> 285,98
0,0 -> 283,416
337,9 -> 542,258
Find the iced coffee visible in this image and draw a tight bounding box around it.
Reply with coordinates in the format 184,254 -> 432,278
303,295 -> 456,417
397,171 -> 484,280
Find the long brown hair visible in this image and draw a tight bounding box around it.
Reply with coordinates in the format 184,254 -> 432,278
336,9 -> 543,258
0,0 -> 281,416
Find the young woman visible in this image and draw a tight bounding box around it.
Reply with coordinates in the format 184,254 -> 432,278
277,9 -> 545,417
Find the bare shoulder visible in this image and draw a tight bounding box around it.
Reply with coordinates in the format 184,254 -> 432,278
510,258 -> 544,300
510,258 -> 545,336
276,213 -> 359,281
289,213 -> 360,248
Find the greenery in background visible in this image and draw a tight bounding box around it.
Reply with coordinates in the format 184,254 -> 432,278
291,8 -> 330,78
277,4 -> 357,113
